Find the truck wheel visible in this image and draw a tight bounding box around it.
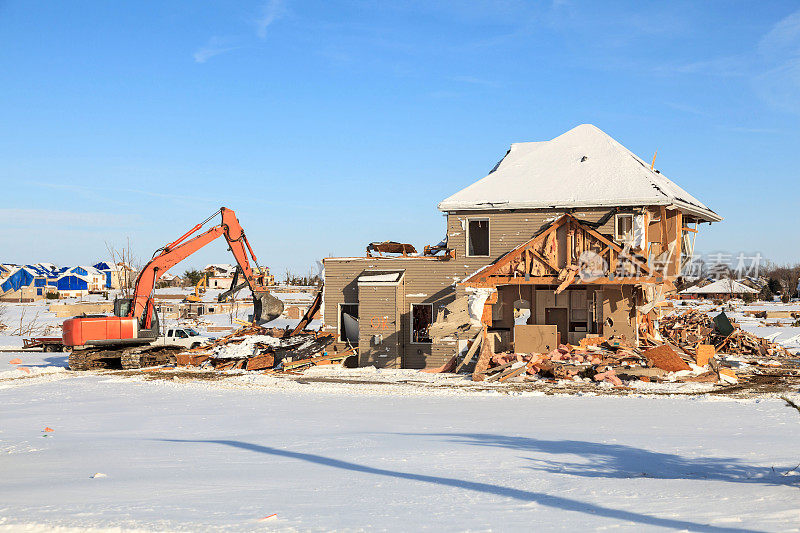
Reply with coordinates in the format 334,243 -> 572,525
191,343 -> 200,349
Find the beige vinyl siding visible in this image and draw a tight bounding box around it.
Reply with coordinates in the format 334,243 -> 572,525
358,283 -> 402,368
324,257 -> 475,369
445,208 -> 618,268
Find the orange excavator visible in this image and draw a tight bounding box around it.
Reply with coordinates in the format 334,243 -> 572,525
63,207 -> 283,370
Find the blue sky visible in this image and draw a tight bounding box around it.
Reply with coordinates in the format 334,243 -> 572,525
1,1 -> 798,277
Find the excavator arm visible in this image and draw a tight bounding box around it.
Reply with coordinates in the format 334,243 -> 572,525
129,207 -> 282,327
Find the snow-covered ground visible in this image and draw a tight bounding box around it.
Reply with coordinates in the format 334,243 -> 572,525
1,298 -> 799,531
1,362 -> 799,532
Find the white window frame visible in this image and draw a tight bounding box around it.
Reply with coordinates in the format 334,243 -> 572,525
615,214 -> 634,242
410,303 -> 434,344
466,218 -> 490,257
338,302 -> 359,343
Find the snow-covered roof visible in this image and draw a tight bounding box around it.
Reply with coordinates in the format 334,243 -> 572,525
69,265 -> 103,276
681,278 -> 758,294
23,265 -> 59,278
438,124 -> 721,222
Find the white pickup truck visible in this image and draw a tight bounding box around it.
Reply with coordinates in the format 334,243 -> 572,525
152,327 -> 215,349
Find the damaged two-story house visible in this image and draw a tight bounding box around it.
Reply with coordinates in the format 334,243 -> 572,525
322,124 -> 721,369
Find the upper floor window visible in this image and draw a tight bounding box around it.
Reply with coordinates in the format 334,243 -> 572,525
467,219 -> 490,256
615,214 -> 633,242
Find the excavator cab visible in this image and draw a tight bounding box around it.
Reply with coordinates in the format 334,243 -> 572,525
113,297 -> 132,317
113,297 -> 159,339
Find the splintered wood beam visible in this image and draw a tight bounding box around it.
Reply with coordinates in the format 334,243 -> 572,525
672,210 -> 682,277
465,276 -> 666,288
578,219 -> 652,274
681,226 -> 698,233
454,329 -> 483,373
466,275 -> 665,288
567,222 -> 574,267
523,248 -> 530,277
531,249 -> 559,273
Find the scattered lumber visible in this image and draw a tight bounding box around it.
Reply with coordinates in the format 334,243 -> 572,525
453,305 -> 799,389
171,322 -> 349,374
454,329 -> 483,373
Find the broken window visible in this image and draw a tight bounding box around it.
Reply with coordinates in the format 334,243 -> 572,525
467,219 -> 490,256
615,214 -> 633,242
411,303 -> 433,343
339,304 -> 359,345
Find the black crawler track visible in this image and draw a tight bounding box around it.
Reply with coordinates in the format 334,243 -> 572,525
68,345 -> 184,371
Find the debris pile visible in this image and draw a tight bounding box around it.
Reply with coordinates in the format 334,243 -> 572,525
656,309 -> 793,358
175,325 -> 354,373
457,308 -> 799,388
469,335 -> 672,386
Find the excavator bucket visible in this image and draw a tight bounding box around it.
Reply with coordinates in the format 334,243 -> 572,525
252,290 -> 284,323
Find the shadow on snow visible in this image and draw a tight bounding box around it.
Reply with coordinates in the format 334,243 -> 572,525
161,437 -> 769,533
397,432 -> 800,486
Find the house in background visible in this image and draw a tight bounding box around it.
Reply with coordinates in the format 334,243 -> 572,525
323,124 -> 722,369
55,266 -> 106,298
159,272 -> 183,287
204,264 -> 236,290
0,264 -> 60,300
93,261 -> 137,290
679,278 -> 759,300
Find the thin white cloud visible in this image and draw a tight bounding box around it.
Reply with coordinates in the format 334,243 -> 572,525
451,75 -> 502,88
193,36 -> 241,63
194,2 -> 284,63
255,0 -> 285,39
758,9 -> 800,57
0,209 -> 138,228
30,180 -> 221,205
723,126 -> 784,134
653,55 -> 750,77
664,101 -> 710,117
754,9 -> 800,113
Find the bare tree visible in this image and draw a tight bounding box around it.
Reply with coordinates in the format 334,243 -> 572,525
10,307 -> 43,336
762,262 -> 800,303
105,237 -> 141,298
228,300 -> 242,325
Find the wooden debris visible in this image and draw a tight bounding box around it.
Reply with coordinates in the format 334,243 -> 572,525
245,353 -> 275,371
643,345 -> 691,372
420,355 -> 457,374
472,327 -> 493,381
695,344 -> 715,366
454,330 -> 483,373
